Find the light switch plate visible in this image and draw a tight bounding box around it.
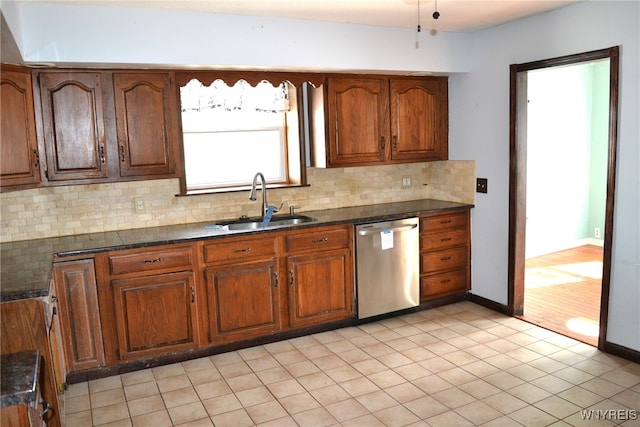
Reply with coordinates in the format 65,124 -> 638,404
476,178 -> 488,193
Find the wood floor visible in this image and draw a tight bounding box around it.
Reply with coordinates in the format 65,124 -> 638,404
522,244 -> 603,346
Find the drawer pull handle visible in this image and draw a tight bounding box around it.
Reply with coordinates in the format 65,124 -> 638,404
441,237 -> 452,242
440,279 -> 452,284
190,286 -> 195,303
312,237 -> 328,244
143,257 -> 164,263
234,247 -> 252,253
440,220 -> 452,224
440,256 -> 452,261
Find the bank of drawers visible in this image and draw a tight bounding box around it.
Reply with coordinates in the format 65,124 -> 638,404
419,209 -> 471,301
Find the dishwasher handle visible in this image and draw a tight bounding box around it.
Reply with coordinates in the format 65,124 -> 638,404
357,223 -> 417,236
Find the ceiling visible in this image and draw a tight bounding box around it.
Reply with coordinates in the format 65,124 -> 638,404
26,0 -> 582,32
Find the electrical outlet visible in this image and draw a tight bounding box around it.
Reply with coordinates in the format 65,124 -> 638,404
476,178 -> 488,193
401,177 -> 412,188
595,227 -> 601,238
134,197 -> 145,213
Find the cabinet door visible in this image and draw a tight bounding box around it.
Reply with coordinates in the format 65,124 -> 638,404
1,299 -> 62,427
1,66 -> 41,189
325,77 -> 389,166
111,271 -> 199,361
52,259 -> 105,372
287,249 -> 353,328
37,72 -> 107,181
113,73 -> 179,177
205,259 -> 280,343
390,78 -> 448,162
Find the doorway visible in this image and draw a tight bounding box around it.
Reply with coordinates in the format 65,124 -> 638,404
508,47 -> 620,350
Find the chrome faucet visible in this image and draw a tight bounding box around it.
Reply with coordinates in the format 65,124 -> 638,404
249,172 -> 269,218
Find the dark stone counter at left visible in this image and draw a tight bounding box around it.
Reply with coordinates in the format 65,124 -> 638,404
0,350 -> 40,407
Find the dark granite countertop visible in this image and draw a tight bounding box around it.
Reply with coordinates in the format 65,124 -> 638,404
1,199 -> 472,302
1,350 -> 40,407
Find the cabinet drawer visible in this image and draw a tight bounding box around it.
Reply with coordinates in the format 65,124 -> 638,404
421,229 -> 468,251
420,211 -> 468,233
421,247 -> 468,273
285,226 -> 350,253
421,269 -> 469,299
202,236 -> 277,264
109,246 -> 193,275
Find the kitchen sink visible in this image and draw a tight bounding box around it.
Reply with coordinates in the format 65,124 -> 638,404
214,214 -> 316,230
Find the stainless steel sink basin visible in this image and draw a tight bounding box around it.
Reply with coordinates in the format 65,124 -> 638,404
215,214 -> 316,230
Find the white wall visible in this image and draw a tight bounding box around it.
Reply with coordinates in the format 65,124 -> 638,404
449,1 -> 640,351
2,0 -> 639,351
526,63 -> 606,257
1,1 -> 471,74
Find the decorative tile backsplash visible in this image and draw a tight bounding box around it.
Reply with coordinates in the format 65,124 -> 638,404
0,161 -> 475,243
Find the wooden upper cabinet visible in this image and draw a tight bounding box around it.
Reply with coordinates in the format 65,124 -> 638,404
113,72 -> 179,177
325,77 -> 389,166
28,69 -> 181,187
390,78 -> 448,162
37,72 -> 108,181
1,65 -> 41,190
324,75 -> 448,167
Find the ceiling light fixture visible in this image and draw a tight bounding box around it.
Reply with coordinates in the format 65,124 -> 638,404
433,0 -> 440,19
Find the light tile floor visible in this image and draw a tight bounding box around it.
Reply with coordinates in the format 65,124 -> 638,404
64,302 -> 640,426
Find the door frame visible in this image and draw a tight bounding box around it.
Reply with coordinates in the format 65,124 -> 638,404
507,46 -> 620,350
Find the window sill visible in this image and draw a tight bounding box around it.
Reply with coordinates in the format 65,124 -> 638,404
177,183 -> 310,197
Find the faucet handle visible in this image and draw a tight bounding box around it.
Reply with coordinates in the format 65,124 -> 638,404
274,202 -> 284,213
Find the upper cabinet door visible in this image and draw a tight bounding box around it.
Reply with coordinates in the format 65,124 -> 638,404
1,66 -> 41,189
390,78 -> 448,162
325,77 -> 389,167
113,73 -> 179,177
38,72 -> 108,181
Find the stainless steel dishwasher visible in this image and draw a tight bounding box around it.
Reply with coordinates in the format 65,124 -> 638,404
355,217 -> 420,319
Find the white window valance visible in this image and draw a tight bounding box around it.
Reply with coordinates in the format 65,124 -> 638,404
180,79 -> 290,113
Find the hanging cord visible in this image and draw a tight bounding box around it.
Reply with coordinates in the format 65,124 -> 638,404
415,0 -> 421,48
433,0 -> 440,20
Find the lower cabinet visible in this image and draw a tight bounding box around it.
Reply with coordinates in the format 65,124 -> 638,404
96,244 -> 201,364
109,271 -> 199,361
420,209 -> 471,301
285,225 -> 354,328
204,259 -> 280,343
287,249 -> 353,328
64,225 -> 355,375
52,259 -> 105,372
1,299 -> 61,427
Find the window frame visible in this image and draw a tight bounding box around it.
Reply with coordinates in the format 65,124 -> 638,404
175,71 -> 325,196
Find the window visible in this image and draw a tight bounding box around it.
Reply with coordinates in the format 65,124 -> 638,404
179,79 -> 304,195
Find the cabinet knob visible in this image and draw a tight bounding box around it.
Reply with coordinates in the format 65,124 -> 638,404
380,136 -> 386,150
392,135 -> 398,151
